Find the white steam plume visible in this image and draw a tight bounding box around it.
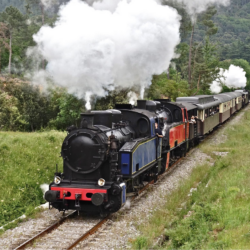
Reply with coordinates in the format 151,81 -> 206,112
210,65 -> 246,94
40,184 -> 49,199
127,91 -> 138,105
164,0 -> 230,22
210,79 -> 222,94
224,65 -> 247,88
89,0 -> 162,12
92,0 -> 121,12
32,0 -> 180,106
85,91 -> 92,110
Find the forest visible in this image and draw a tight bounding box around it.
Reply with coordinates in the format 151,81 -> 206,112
0,0 -> 249,131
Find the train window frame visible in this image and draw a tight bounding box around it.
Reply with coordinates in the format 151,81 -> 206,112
184,109 -> 187,121
198,110 -> 204,120
205,109 -> 209,118
137,118 -> 149,135
215,105 -> 219,113
173,109 -> 182,121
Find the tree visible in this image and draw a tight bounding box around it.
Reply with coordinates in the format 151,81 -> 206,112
147,73 -> 189,101
0,92 -> 25,130
48,90 -> 85,130
201,7 -> 218,36
25,0 -> 49,70
0,22 -> 9,73
1,6 -> 25,74
25,0 -> 46,25
191,38 -> 220,93
188,7 -> 218,89
188,24 -> 195,87
94,89 -> 130,110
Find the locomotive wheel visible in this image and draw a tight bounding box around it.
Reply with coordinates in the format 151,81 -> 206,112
106,195 -> 122,213
100,210 -> 109,218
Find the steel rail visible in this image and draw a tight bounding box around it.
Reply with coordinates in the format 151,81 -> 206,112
65,154 -> 188,249
66,217 -> 109,250
14,210 -> 77,250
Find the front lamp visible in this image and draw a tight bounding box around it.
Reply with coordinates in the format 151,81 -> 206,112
98,178 -> 105,187
54,176 -> 61,185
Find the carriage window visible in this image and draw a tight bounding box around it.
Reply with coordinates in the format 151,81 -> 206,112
188,111 -> 192,120
205,109 -> 209,118
209,107 -> 214,116
166,112 -> 172,123
215,106 -> 219,113
174,109 -> 181,121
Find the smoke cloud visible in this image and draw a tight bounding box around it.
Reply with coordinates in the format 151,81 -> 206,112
210,78 -> 222,94
40,184 -> 49,199
210,65 -> 247,94
92,0 -> 121,12
127,91 -> 138,105
224,65 -> 247,88
32,0 -> 181,109
164,0 -> 230,22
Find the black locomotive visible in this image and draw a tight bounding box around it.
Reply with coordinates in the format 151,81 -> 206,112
45,91 -> 248,216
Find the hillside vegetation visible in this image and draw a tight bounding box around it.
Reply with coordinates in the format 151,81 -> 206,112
0,131 -> 65,229
195,0 -> 250,62
0,0 -> 249,125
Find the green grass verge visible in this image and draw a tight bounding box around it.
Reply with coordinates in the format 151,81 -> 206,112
0,131 -> 66,228
132,110 -> 250,249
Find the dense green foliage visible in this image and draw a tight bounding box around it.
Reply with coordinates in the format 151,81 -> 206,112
147,71 -> 190,100
0,131 -> 66,228
132,107 -> 250,249
0,0 -> 26,13
190,1 -> 250,62
0,77 -> 84,131
0,0 -> 249,131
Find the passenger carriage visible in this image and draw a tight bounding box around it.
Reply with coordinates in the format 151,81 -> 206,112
214,94 -> 234,123
235,90 -> 249,107
176,95 -> 220,135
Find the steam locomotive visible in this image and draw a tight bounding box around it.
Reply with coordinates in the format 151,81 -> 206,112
45,90 -> 248,216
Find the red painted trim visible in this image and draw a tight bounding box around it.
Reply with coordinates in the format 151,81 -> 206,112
166,152 -> 170,169
51,187 -> 107,201
181,108 -> 185,122
169,123 -> 186,148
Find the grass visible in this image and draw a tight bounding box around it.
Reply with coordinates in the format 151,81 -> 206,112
0,130 -> 66,229
132,109 -> 250,249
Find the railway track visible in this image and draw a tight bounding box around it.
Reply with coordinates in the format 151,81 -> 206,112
13,153 -> 185,250
13,212 -> 103,250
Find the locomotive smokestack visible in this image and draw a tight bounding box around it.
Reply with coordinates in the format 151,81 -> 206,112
80,113 -> 94,129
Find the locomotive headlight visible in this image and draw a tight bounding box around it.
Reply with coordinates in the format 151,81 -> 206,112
98,178 -> 105,187
54,176 -> 61,185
